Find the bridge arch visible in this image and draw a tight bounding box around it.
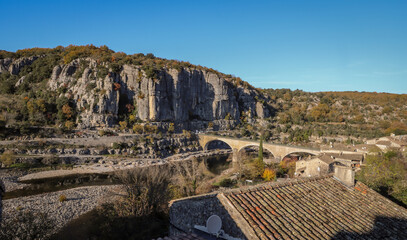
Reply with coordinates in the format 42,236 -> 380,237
204,139 -> 233,151
238,144 -> 275,158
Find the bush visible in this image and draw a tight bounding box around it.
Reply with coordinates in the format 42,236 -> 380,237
262,168 -> 276,181
133,124 -> 144,134
144,124 -> 158,134
182,130 -> 192,138
171,159 -> 214,196
114,166 -> 171,217
86,82 -> 97,92
167,123 -> 175,133
0,150 -> 15,167
214,178 -> 236,188
119,121 -> 128,130
97,65 -> 109,79
59,194 -> 67,202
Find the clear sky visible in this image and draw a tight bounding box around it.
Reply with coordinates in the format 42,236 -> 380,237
1,0 -> 406,93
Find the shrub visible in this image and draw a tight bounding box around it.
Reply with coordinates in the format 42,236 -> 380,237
171,159 -> 213,196
114,166 -> 171,217
97,65 -> 109,78
59,194 -> 68,202
214,178 -> 236,188
144,124 -> 158,134
168,123 -> 175,133
182,130 -> 192,138
86,82 -> 97,92
119,121 -> 128,130
133,124 -> 144,134
112,142 -> 123,149
262,168 -> 276,181
0,150 -> 15,167
64,120 -> 75,130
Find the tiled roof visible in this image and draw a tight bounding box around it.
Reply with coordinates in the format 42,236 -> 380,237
154,233 -> 205,240
223,176 -> 407,239
327,153 -> 364,161
316,154 -> 335,164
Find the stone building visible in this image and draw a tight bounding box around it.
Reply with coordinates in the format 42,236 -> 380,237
295,152 -> 364,178
366,135 -> 407,151
169,174 -> 407,239
294,154 -> 336,177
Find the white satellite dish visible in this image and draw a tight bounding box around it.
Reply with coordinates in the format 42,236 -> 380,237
206,215 -> 222,234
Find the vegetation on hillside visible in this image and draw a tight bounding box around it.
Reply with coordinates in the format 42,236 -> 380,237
258,88 -> 407,143
0,45 -> 257,137
356,150 -> 407,207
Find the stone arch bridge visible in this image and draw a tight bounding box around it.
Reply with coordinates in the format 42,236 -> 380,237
198,134 -> 321,163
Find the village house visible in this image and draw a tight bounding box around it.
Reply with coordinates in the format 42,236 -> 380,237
366,134 -> 407,151
294,154 -> 336,177
294,152 -> 363,178
168,171 -> 407,240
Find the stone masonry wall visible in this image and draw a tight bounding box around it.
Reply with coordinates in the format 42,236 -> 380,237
169,193 -> 246,239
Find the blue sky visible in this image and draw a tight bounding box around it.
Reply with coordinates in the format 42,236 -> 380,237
1,0 -> 406,93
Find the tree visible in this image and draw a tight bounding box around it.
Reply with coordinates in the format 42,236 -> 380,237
254,136 -> 265,176
262,168 -> 276,181
356,151 -> 407,206
258,137 -> 264,162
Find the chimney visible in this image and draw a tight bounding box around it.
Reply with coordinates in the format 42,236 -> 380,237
333,166 -> 355,187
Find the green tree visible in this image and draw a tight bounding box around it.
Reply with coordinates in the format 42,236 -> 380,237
254,136 -> 265,176
356,151 -> 407,206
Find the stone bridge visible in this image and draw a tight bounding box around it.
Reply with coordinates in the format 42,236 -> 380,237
198,134 -> 321,164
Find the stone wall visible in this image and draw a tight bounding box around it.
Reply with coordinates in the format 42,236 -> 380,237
169,193 -> 246,239
334,166 -> 355,187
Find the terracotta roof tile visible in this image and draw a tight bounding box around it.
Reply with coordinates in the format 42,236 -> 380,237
154,233 -> 205,240
224,176 -> 407,239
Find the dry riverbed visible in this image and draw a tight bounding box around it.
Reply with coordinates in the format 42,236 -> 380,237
2,185 -> 119,230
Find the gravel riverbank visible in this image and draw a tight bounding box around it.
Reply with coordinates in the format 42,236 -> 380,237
2,185 -> 118,230
0,170 -> 29,192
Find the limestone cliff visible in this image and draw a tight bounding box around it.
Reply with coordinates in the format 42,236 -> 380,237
1,53 -> 271,129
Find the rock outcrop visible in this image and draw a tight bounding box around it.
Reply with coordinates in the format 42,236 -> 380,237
1,54 -> 272,129
47,58 -> 272,128
7,56 -> 38,75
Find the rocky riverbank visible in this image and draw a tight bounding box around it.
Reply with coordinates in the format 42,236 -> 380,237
0,170 -> 29,192
2,185 -> 118,230
18,149 -> 232,182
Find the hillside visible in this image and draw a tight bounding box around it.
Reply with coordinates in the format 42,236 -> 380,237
0,45 -> 270,134
261,89 -> 407,142
0,45 -> 406,142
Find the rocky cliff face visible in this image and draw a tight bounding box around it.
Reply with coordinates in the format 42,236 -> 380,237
2,55 -> 271,129
0,56 -> 38,75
